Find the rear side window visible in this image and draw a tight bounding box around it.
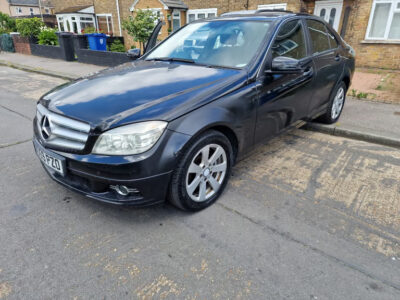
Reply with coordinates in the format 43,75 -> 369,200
272,20 -> 307,60
306,19 -> 330,54
327,28 -> 339,49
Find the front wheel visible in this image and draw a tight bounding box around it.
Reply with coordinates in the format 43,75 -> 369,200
168,130 -> 233,211
316,81 -> 347,124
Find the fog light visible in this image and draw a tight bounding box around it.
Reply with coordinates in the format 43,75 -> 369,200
110,185 -> 138,196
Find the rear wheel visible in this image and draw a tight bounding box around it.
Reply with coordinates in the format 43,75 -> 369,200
317,81 -> 346,124
168,130 -> 233,211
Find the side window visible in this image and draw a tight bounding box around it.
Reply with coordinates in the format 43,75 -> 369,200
327,28 -> 339,49
271,20 -> 307,60
306,19 -> 331,54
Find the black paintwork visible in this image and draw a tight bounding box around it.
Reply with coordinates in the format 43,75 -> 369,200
34,11 -> 355,205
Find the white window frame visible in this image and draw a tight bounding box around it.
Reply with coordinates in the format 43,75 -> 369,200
172,9 -> 181,31
187,8 -> 218,23
56,13 -> 95,34
96,14 -> 114,34
366,0 -> 400,41
15,7 -> 22,15
257,3 -> 287,10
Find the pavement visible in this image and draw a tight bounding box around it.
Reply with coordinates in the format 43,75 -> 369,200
306,97 -> 400,149
0,52 -> 105,80
1,66 -> 400,299
0,52 -> 399,149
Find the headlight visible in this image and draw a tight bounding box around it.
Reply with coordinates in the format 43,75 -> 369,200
92,121 -> 167,155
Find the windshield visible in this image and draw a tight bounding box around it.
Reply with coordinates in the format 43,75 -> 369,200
146,20 -> 272,68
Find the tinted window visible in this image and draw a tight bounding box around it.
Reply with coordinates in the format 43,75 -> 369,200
327,28 -> 339,49
272,20 -> 307,59
306,20 -> 330,54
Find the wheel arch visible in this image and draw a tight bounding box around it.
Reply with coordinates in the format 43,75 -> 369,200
168,106 -> 242,163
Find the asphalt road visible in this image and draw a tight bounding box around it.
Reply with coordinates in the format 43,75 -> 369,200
0,66 -> 399,299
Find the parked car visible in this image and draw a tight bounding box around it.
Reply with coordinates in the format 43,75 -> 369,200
33,10 -> 355,211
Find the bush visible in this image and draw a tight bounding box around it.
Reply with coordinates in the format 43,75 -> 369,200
16,18 -> 44,38
38,28 -> 58,46
0,12 -> 16,34
109,39 -> 125,52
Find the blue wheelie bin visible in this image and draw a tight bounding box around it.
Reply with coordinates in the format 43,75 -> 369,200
86,33 -> 107,51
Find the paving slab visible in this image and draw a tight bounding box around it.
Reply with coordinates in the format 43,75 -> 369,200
0,52 -> 105,80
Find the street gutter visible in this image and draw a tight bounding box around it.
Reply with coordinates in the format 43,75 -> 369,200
304,123 -> 400,149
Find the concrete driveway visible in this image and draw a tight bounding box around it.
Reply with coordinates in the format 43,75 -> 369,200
0,66 -> 399,299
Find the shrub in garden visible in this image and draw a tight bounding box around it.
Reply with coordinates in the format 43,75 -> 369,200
109,39 -> 125,52
38,28 -> 58,46
16,18 -> 44,38
0,12 -> 16,34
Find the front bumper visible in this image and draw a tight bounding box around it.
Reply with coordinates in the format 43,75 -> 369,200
33,127 -> 191,206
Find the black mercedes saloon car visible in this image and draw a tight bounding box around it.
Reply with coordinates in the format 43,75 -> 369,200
33,10 -> 355,211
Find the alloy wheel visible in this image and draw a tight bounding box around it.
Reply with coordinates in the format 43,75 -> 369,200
185,144 -> 227,202
331,87 -> 345,120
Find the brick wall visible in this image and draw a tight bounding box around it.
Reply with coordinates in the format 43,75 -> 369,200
11,35 -> 31,55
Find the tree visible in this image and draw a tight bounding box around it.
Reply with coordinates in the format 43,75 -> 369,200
0,12 -> 16,34
122,9 -> 156,51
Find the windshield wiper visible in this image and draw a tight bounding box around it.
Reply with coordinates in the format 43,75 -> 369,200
147,57 -> 195,63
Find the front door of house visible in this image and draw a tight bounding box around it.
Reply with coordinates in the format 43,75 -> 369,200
314,0 -> 343,31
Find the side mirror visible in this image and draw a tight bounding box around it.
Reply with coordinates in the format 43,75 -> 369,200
269,56 -> 303,73
127,48 -> 141,60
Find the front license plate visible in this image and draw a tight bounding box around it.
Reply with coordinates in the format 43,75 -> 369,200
35,142 -> 65,176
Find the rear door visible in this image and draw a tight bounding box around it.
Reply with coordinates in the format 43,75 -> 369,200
305,19 -> 343,115
255,18 -> 314,144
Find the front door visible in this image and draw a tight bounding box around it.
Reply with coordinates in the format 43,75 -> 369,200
314,0 -> 343,31
255,19 -> 314,144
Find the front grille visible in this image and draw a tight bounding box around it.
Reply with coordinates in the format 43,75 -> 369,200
36,104 -> 91,151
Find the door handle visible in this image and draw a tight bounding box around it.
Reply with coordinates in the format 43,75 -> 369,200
334,54 -> 341,61
303,66 -> 313,77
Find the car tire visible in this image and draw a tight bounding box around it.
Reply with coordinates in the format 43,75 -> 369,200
168,130 -> 233,211
316,81 -> 347,124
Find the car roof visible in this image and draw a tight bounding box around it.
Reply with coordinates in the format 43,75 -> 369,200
218,9 -> 309,21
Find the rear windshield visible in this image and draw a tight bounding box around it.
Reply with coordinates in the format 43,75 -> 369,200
146,21 -> 272,68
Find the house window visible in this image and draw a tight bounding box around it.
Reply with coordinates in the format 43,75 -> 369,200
172,10 -> 181,31
30,8 -> 34,16
96,14 -> 113,34
45,8 -> 50,14
58,17 -> 65,31
257,3 -> 287,10
366,0 -> 400,40
56,14 -> 95,34
187,8 -> 218,23
15,7 -> 22,14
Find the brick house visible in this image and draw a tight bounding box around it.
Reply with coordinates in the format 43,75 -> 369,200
0,0 -> 54,16
125,0 -> 400,69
